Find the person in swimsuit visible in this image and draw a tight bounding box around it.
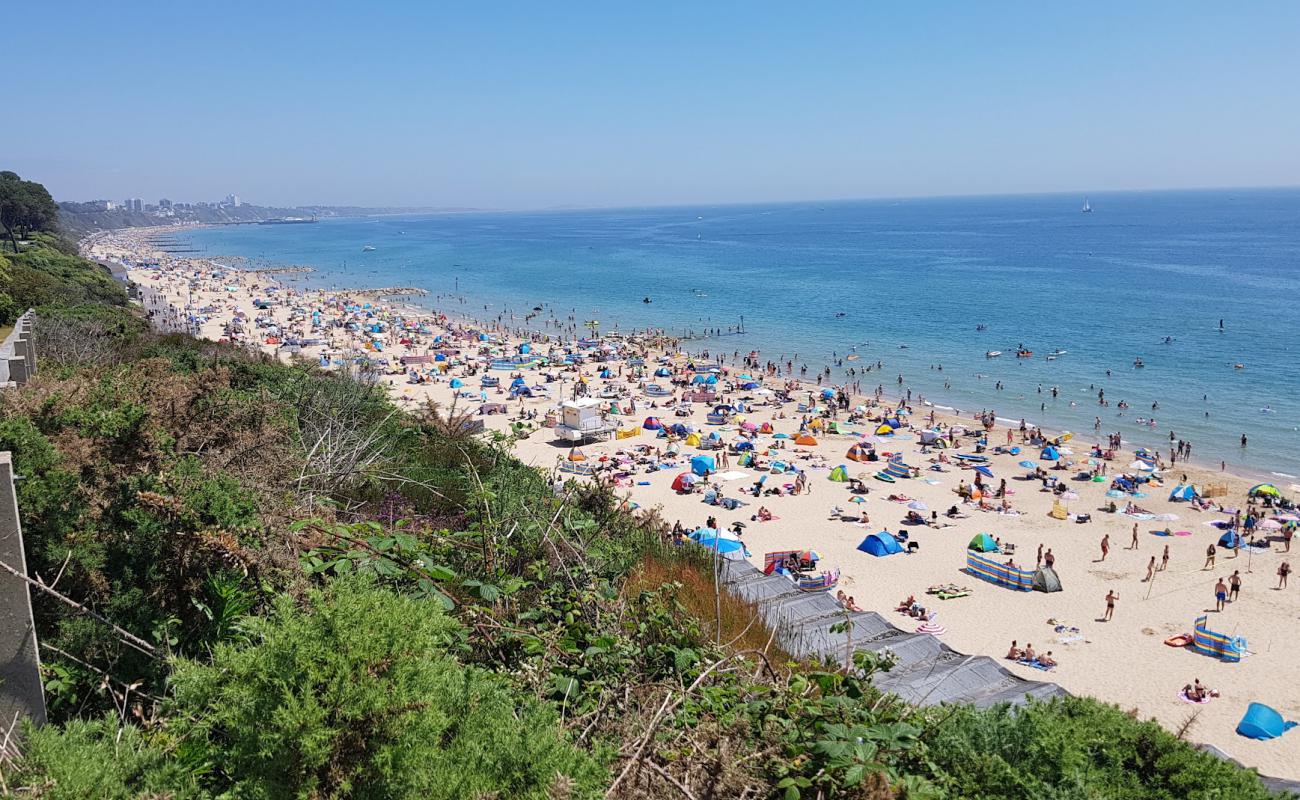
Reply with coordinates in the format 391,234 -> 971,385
1214,578 -> 1228,611
1279,561 -> 1291,589
1103,590 -> 1117,621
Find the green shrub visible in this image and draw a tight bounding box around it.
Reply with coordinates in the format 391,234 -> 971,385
6,717 -> 204,799
170,577 -> 605,800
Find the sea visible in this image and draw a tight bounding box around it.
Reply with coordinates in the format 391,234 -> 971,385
185,188 -> 1300,482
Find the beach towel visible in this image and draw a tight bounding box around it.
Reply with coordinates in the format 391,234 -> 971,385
1179,690 -> 1212,705
1016,659 -> 1054,672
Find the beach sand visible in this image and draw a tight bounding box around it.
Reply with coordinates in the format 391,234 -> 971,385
90,225 -> 1300,780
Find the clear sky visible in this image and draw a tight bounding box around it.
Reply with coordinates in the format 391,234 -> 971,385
5,1 -> 1298,208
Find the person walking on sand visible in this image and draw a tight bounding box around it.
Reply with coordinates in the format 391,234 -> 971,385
1036,543 -> 1043,567
1214,577 -> 1228,611
1204,543 -> 1216,570
1278,561 -> 1291,589
1229,570 -> 1242,602
1144,556 -> 1156,583
1129,523 -> 1139,550
1103,590 -> 1117,621
1161,544 -> 1170,572
1099,534 -> 1110,561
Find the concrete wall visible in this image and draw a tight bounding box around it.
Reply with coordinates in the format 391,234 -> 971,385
0,451 -> 47,735
0,310 -> 36,386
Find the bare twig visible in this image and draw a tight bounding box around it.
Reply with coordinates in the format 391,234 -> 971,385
0,558 -> 157,658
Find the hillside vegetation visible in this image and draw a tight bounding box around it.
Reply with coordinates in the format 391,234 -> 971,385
0,172 -> 1285,799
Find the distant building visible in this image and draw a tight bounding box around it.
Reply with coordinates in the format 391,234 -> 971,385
159,199 -> 172,209
225,194 -> 241,207
102,201 -> 116,211
126,198 -> 143,212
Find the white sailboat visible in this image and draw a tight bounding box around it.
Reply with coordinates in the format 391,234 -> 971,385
1081,196 -> 1092,213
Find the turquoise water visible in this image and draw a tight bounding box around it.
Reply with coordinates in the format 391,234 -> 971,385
186,189 -> 1300,479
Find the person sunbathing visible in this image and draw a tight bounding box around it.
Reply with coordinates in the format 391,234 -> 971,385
896,595 -> 917,612
1036,651 -> 1057,668
756,506 -> 773,522
1006,640 -> 1022,660
1022,643 -> 1036,662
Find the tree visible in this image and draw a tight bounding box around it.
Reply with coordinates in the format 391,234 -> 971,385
0,170 -> 60,252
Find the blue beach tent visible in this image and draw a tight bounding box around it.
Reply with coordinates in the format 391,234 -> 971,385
1237,703 -> 1297,740
1218,531 -> 1245,549
857,531 -> 904,557
691,455 -> 716,476
1040,446 -> 1060,461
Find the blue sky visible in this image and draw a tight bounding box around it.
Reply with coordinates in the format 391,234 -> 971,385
5,1 -> 1298,208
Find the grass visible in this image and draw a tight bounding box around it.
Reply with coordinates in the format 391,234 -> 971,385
626,549 -> 792,668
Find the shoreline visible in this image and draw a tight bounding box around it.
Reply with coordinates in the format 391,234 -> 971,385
85,225 -> 1300,779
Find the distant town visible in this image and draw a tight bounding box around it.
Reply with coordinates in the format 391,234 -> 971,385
57,193 -> 481,235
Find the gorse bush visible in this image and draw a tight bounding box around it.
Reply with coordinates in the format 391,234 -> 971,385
169,577 -> 604,800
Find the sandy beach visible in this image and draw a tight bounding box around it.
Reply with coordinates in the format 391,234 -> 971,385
88,225 -> 1300,780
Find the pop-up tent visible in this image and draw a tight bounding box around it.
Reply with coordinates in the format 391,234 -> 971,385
829,464 -> 849,482
671,473 -> 697,492
846,443 -> 872,462
1032,566 -> 1062,593
642,416 -> 663,430
968,533 -> 999,552
1218,531 -> 1245,549
858,531 -> 904,557
449,378 -> 463,388
691,455 -> 716,476
1040,446 -> 1060,461
794,433 -> 818,446
1237,703 -> 1297,740
875,423 -> 895,436
1169,484 -> 1198,502
685,432 -> 702,447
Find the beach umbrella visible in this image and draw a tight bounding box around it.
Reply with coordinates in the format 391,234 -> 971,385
916,620 -> 946,635
773,433 -> 790,439
694,534 -> 744,554
1257,518 -> 1283,530
907,500 -> 928,511
1018,460 -> 1038,469
1274,514 -> 1299,522
1249,484 -> 1281,497
1062,491 -> 1080,501
973,465 -> 995,479
850,496 -> 867,504
740,421 -> 758,432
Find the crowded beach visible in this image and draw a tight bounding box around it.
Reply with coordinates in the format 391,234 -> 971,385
88,226 -> 1300,779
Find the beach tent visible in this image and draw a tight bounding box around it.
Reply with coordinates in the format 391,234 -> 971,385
829,464 -> 849,482
1040,446 -> 1061,461
858,531 -> 904,557
567,447 -> 587,462
1032,566 -> 1062,593
670,423 -> 690,437
1218,531 -> 1245,549
759,422 -> 774,434
1193,615 -> 1244,662
642,416 -> 663,430
846,443 -> 872,462
794,433 -> 818,446
449,378 -> 463,388
1169,484 -> 1198,502
1249,484 -> 1281,498
654,367 -> 672,377
685,432 -> 702,447
1236,703 -> 1297,740
671,473 -> 697,492
735,440 -> 755,452
875,423 -> 895,436
691,374 -> 708,384
968,533 -> 999,553
691,455 -> 716,476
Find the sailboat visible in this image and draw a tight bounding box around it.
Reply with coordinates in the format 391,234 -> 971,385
1081,196 -> 1092,213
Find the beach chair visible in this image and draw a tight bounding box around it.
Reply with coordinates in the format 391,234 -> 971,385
1050,501 -> 1069,520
